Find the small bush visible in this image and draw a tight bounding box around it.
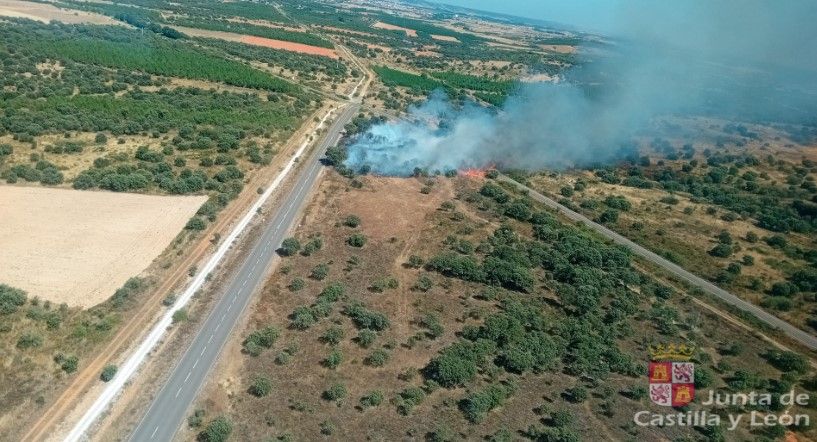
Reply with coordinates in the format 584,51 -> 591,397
344,215 -> 361,228
17,331 -> 43,349
321,326 -> 345,345
101,364 -> 118,382
279,237 -> 301,256
324,348 -> 343,369
356,329 -> 377,348
172,308 -> 188,323
323,383 -> 347,401
289,278 -> 306,292
360,390 -> 384,408
249,375 -> 273,397
365,348 -> 390,367
185,217 -> 206,231
311,263 -> 330,281
199,416 -> 232,442
347,233 -> 367,247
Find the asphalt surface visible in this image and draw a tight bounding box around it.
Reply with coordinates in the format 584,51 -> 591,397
498,175 -> 817,351
130,103 -> 359,442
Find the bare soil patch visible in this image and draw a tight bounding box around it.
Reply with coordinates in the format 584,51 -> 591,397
372,21 -> 417,37
430,34 -> 458,42
0,0 -> 119,25
0,186 -> 206,307
170,25 -> 339,59
539,44 -> 576,54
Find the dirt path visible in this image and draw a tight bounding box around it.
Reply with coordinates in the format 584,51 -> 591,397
20,104 -> 335,442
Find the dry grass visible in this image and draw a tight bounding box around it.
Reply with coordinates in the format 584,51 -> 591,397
0,185 -> 206,307
0,0 -> 120,25
372,21 -> 417,37
190,172 -> 816,441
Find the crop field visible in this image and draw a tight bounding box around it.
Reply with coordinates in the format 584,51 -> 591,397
171,26 -> 339,59
0,0 -> 119,25
0,186 -> 206,307
372,21 -> 417,37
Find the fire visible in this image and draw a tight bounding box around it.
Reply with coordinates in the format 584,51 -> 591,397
458,163 -> 496,179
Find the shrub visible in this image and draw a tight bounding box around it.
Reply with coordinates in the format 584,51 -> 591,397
185,217 -> 206,231
344,215 -> 361,227
321,326 -> 344,345
242,326 -> 280,356
461,384 -> 513,423
360,390 -> 384,407
319,420 -> 335,435
55,353 -> 79,373
17,331 -> 43,349
413,275 -> 433,292
291,306 -> 317,330
0,284 -> 27,315
395,387 -> 426,415
709,243 -> 733,258
95,133 -> 108,144
249,375 -> 272,397
301,237 -> 323,256
365,348 -> 390,367
343,303 -> 390,331
406,255 -> 424,268
564,385 -> 588,403
323,383 -> 347,401
279,237 -> 301,256
172,308 -> 188,323
200,416 -> 232,442
310,264 -> 330,281
763,350 -> 809,374
289,278 -> 306,292
100,364 -> 118,382
356,329 -> 377,348
347,233 -> 367,247
188,409 -> 205,428
324,346 -> 343,368
425,346 -> 478,387
604,195 -> 631,211
593,207 -> 619,225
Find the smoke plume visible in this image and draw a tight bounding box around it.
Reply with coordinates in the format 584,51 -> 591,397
346,1 -> 817,175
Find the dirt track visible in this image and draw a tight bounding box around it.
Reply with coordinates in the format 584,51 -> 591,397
19,103 -> 335,442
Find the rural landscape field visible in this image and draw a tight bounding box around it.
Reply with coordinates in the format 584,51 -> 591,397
0,1 -> 816,441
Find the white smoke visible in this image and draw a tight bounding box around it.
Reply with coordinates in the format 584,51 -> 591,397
345,1 -> 817,176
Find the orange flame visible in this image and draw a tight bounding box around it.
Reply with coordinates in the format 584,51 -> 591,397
458,163 -> 496,178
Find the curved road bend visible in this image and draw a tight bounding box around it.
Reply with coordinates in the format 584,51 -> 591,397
497,175 -> 817,351
129,103 -> 360,442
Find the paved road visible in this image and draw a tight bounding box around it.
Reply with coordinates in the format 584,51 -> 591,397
498,175 -> 817,351
130,103 -> 359,442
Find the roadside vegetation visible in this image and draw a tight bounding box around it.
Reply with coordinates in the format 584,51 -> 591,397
196,172 -> 816,441
529,119 -> 817,330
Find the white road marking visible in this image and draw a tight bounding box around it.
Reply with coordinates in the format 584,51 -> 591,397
90,106 -> 353,442
150,426 -> 158,439
175,387 -> 182,398
184,371 -> 191,383
208,334 -> 213,344
200,346 -> 206,356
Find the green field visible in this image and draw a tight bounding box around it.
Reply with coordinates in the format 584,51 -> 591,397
33,38 -> 297,93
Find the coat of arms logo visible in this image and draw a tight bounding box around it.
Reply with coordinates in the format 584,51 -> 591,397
648,343 -> 695,407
